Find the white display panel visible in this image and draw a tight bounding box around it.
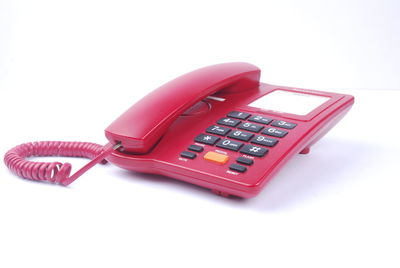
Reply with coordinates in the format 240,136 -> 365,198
248,90 -> 330,115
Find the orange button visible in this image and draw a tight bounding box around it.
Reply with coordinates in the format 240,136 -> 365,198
203,151 -> 229,165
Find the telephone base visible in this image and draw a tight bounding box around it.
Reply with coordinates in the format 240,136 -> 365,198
104,63 -> 355,198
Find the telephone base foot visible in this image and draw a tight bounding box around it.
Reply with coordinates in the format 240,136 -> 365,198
211,189 -> 231,198
299,147 -> 311,154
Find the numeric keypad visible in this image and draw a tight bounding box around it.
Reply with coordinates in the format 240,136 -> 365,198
185,111 -> 298,173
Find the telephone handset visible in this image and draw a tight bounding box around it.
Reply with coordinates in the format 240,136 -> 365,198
105,62 -> 260,153
4,63 -> 354,198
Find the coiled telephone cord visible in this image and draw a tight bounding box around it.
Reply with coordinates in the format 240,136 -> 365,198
4,141 -> 119,185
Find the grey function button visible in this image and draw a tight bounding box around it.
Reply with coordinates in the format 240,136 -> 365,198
236,157 -> 254,166
229,163 -> 247,173
180,151 -> 196,159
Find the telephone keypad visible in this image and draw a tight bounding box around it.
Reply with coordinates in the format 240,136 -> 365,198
238,122 -> 264,133
188,111 -> 297,172
271,120 -> 297,129
195,134 -> 220,145
227,111 -> 251,120
206,125 -> 231,136
227,130 -> 254,141
217,117 -> 241,127
216,139 -> 244,151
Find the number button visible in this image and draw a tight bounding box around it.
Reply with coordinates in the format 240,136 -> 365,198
227,111 -> 251,120
240,144 -> 268,157
227,130 -> 254,141
238,122 -> 264,133
217,117 -> 241,127
216,139 -> 244,151
251,135 -> 278,147
262,127 -> 288,138
206,125 -> 231,136
271,120 -> 297,129
248,115 -> 273,125
194,134 -> 220,145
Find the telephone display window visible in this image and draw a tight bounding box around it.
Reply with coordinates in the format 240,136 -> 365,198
248,90 -> 330,116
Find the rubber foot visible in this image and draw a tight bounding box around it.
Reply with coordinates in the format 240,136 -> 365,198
299,147 -> 311,154
211,189 -> 231,197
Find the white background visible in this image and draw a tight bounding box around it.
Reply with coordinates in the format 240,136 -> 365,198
1,1 -> 399,267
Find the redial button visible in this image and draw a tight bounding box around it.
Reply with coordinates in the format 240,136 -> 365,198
204,151 -> 229,165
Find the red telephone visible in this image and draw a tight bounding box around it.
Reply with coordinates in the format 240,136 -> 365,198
4,63 -> 354,198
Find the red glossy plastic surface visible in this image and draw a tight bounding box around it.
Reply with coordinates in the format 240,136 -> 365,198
105,62 -> 260,153
105,63 -> 354,198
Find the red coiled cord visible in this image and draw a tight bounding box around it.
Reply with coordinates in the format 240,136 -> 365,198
4,141 -> 117,185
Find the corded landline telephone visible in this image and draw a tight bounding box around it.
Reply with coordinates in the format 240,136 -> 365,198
4,62 -> 354,198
